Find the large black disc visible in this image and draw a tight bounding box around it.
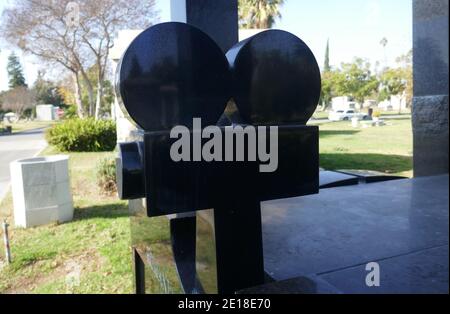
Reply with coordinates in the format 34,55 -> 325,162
117,22 -> 232,131
226,30 -> 321,125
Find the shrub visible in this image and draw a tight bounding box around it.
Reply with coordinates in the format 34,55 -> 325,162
96,157 -> 117,195
46,118 -> 117,152
62,105 -> 78,120
372,110 -> 381,118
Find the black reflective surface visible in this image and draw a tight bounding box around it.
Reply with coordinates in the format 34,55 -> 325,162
226,30 -> 321,125
142,126 -> 318,217
117,22 -> 232,131
261,175 -> 449,293
116,22 -> 324,294
117,142 -> 145,200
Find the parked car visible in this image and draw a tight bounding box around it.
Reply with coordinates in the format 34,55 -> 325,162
328,109 -> 369,121
3,112 -> 18,124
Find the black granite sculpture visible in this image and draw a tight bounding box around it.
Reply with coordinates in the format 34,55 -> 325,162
116,22 -> 321,294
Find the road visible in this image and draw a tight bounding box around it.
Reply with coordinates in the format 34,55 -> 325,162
0,128 -> 47,202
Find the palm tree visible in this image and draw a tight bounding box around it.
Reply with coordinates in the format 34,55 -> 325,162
379,37 -> 388,68
239,0 -> 285,29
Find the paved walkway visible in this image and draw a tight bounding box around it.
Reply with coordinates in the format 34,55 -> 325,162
0,128 -> 47,203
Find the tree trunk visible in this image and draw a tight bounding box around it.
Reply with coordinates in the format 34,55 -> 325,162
80,71 -> 95,117
73,72 -> 85,118
87,83 -> 95,117
94,79 -> 103,120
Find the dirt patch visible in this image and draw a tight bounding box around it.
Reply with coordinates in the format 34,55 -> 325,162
2,249 -> 106,294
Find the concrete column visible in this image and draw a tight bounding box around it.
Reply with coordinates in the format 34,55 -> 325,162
412,0 -> 449,176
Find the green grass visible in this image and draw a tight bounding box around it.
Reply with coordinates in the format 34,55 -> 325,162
312,111 -> 329,120
1,121 -> 57,134
312,110 -> 411,120
0,147 -> 133,294
380,110 -> 411,117
318,118 -> 413,177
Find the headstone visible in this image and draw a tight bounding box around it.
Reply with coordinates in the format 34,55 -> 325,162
10,156 -> 73,228
116,6 -> 321,293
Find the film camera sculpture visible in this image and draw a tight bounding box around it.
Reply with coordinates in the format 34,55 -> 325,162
116,22 -> 321,294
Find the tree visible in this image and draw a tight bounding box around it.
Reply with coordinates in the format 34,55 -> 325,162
379,68 -> 406,101
239,0 -> 285,29
2,86 -> 36,118
319,39 -> 333,110
80,64 -> 114,117
78,0 -> 157,119
395,49 -> 413,107
1,0 -> 157,119
379,37 -> 388,68
320,70 -> 343,110
335,58 -> 379,106
57,82 -> 78,119
324,39 -> 331,73
2,1 -> 90,118
377,50 -> 412,113
7,52 -> 27,88
33,71 -> 65,106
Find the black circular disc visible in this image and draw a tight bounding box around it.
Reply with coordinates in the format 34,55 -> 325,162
117,22 -> 231,131
226,30 -> 321,125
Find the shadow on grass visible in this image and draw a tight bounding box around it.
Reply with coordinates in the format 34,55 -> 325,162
13,128 -> 48,135
382,117 -> 412,121
319,130 -> 361,138
320,153 -> 413,174
74,202 -> 129,220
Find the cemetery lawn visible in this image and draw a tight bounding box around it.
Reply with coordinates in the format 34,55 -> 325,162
2,121 -> 57,133
318,117 -> 413,177
0,147 -> 133,294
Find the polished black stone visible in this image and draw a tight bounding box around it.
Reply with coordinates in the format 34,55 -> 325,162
141,126 -> 318,217
226,30 -> 321,126
196,204 -> 265,294
117,142 -> 145,200
319,170 -> 359,189
116,22 -> 232,131
335,169 -> 406,184
186,0 -> 239,52
261,175 -> 449,293
115,16 -> 324,294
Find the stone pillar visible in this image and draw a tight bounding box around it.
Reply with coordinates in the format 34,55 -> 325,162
185,0 -> 238,52
412,0 -> 449,177
156,0 -> 239,51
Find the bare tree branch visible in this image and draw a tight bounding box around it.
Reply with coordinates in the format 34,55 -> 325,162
1,0 -> 157,119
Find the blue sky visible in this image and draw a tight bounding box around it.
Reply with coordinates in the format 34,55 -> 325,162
274,0 -> 412,70
0,0 -> 412,91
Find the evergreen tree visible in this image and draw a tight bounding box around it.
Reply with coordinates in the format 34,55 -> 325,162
324,39 -> 331,72
7,52 -> 27,88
